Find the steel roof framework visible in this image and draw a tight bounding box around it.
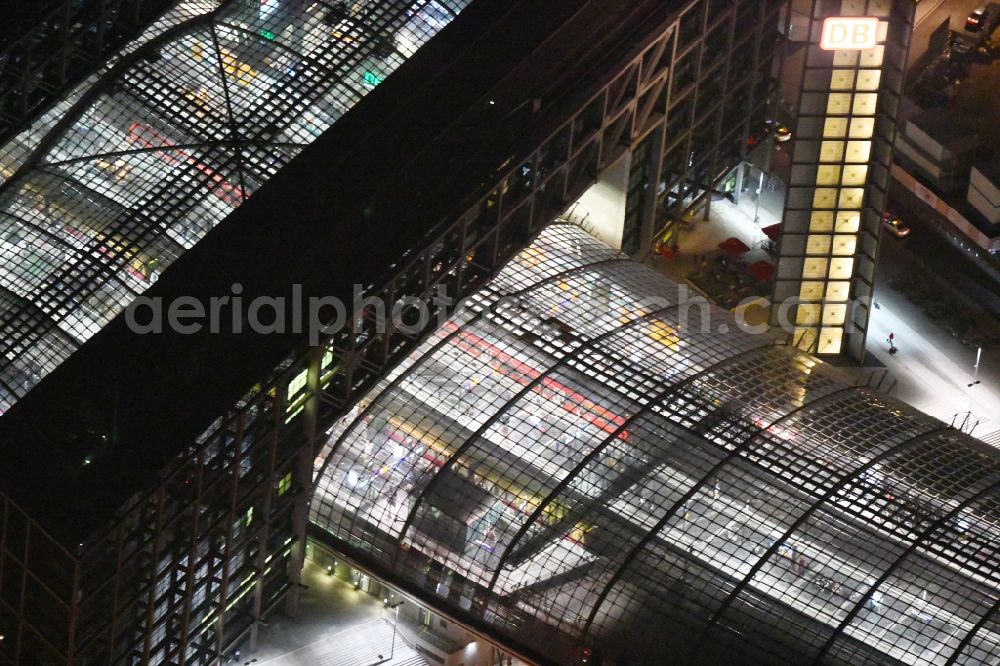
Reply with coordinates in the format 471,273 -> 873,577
311,224 -> 1000,665
0,2 -> 791,662
0,0 -> 467,413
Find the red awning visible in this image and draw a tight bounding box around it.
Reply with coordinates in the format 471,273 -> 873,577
717,237 -> 750,256
762,223 -> 782,241
747,260 -> 775,282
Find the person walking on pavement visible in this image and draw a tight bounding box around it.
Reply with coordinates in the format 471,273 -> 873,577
887,332 -> 897,355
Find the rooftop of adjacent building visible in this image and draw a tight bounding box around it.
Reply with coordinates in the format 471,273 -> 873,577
973,153 -> 1000,188
905,107 -> 982,154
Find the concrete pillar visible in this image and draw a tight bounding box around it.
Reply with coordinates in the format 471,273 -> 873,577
733,161 -> 745,205
568,153 -> 631,250
285,351 -> 322,617
637,126 -> 666,256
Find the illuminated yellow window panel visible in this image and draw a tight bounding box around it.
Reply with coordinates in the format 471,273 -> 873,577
824,118 -> 848,138
810,211 -> 835,232
806,235 -> 832,255
817,165 -> 842,186
794,327 -> 818,353
800,281 -> 825,300
855,69 -> 882,91
804,257 -> 829,279
831,234 -> 857,255
287,367 -> 308,403
796,304 -> 821,326
837,188 -> 865,209
828,257 -> 854,279
833,50 -> 859,67
827,93 -> 853,115
841,164 -> 868,186
823,304 -> 847,326
848,117 -> 875,139
830,70 -> 856,90
820,140 -> 845,162
826,281 -> 851,301
860,45 -> 885,67
851,93 -> 878,115
835,211 -> 860,233
876,21 -> 889,42
818,328 -> 843,354
845,140 -> 871,162
813,188 -> 839,208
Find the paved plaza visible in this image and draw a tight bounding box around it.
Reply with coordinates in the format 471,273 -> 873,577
251,564 -> 427,666
647,180 -> 1000,444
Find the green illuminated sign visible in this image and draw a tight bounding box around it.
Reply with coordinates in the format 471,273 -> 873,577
362,71 -> 385,87
260,29 -> 275,40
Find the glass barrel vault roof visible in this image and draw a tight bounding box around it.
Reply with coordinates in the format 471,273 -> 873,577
311,224 -> 1000,665
0,0 -> 471,413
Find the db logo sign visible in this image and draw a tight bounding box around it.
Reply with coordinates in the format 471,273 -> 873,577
820,17 -> 879,50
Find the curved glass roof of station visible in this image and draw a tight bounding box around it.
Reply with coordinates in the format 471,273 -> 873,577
0,0 -> 470,413
311,224 -> 1000,665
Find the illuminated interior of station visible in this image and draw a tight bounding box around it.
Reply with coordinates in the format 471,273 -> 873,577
0,0 -> 469,412
312,224 -> 1000,665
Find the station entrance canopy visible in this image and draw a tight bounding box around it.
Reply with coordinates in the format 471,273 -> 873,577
0,0 -> 469,413
312,224 -> 1000,665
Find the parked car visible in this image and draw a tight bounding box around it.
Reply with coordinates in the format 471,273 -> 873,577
765,119 -> 792,142
967,7 -> 989,32
747,120 -> 792,147
882,212 -> 911,238
966,4 -> 1000,34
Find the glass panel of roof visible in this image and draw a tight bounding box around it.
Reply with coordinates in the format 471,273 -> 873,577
0,0 -> 474,413
311,225 -> 1000,665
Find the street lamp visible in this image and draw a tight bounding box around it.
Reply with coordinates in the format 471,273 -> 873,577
388,600 -> 405,661
968,346 -> 983,416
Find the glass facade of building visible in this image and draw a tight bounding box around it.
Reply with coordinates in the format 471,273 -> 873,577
655,0 -> 787,246
0,0 -> 470,414
313,224 -> 1000,665
0,1 -> 475,663
0,0 -> 177,147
